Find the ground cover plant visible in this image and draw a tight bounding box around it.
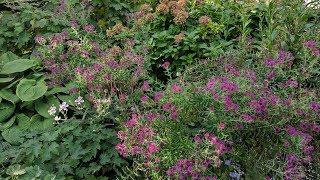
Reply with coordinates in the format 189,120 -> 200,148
0,0 -> 319,179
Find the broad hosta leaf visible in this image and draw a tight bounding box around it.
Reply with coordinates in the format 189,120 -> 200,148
45,86 -> 68,96
0,51 -> 19,66
0,115 -> 15,131
16,114 -> 31,130
0,89 -> 20,104
0,59 -> 37,74
0,102 -> 15,122
0,77 -> 14,83
35,96 -> 60,118
16,78 -> 47,101
2,127 -> 24,144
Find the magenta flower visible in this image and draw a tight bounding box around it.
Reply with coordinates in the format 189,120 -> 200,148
80,50 -> 89,58
116,143 -> 128,157
35,35 -> 46,44
172,83 -> 183,93
141,95 -> 148,102
242,114 -> 254,122
147,142 -> 159,154
161,61 -> 170,69
153,91 -> 163,102
83,24 -> 95,33
310,101 -> 320,111
206,78 -> 215,89
141,80 -> 151,91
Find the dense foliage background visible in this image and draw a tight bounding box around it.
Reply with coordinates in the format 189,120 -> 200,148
0,0 -> 319,179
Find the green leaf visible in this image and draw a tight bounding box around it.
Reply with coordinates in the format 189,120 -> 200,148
0,89 -> 20,104
0,59 -> 37,74
16,114 -> 31,130
0,115 -> 15,131
6,164 -> 26,176
0,51 -> 19,66
0,102 -> 15,122
45,86 -> 68,96
16,78 -> 47,101
0,77 -> 15,83
35,96 -> 60,118
2,127 -> 24,144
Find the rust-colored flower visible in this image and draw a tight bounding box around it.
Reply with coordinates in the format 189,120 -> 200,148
173,10 -> 189,24
174,32 -> 185,44
140,3 -> 152,12
156,3 -> 170,14
199,15 -> 212,25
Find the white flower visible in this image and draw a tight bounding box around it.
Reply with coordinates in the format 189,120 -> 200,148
59,102 -> 69,112
54,116 -> 61,121
75,96 -> 84,105
48,105 -> 57,116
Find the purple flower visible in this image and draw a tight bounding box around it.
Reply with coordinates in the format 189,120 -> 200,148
161,61 -> 170,69
303,40 -> 317,49
83,24 -> 95,33
264,58 -> 277,67
75,96 -> 84,105
242,114 -> 254,123
35,35 -> 46,44
206,78 -> 215,89
59,102 -> 69,112
172,83 -> 183,93
80,50 -> 89,58
310,101 -> 320,111
141,80 -> 151,91
141,95 -> 148,102
285,125 -> 299,136
153,92 -> 163,102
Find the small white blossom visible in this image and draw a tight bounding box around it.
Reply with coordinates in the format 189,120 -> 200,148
54,116 -> 61,121
48,105 -> 57,116
59,102 -> 69,112
75,96 -> 84,105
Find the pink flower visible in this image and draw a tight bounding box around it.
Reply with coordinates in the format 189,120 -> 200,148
83,24 -> 95,33
126,114 -> 139,127
206,78 -> 215,89
172,83 -> 183,93
35,35 -> 46,44
141,80 -> 151,91
147,142 -> 159,154
218,122 -> 226,130
161,61 -> 170,69
242,114 -> 254,123
117,131 -> 127,140
266,71 -> 276,80
116,143 -> 128,156
153,91 -> 163,102
194,134 -> 201,143
81,50 -> 89,58
141,95 -> 148,102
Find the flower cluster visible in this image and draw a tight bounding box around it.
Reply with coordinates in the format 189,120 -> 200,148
156,0 -> 189,24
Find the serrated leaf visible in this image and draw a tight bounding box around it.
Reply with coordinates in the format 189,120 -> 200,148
16,78 -> 47,101
0,59 -> 37,74
6,164 -> 26,176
